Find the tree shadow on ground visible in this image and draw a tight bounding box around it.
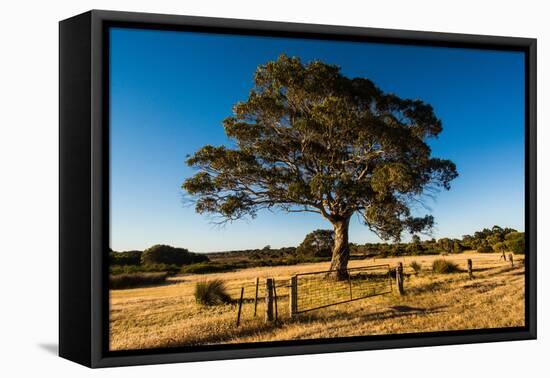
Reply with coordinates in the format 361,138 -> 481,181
461,281 -> 506,293
406,280 -> 449,295
482,266 -> 517,277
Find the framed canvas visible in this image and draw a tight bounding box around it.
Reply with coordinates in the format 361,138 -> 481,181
59,10 -> 537,368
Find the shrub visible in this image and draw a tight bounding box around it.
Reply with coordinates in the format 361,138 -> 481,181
109,272 -> 168,289
194,280 -> 232,306
477,245 -> 493,253
432,259 -> 460,274
110,263 -> 180,275
109,250 -> 142,265
181,262 -> 238,274
406,243 -> 424,255
505,232 -> 525,254
492,241 -> 507,252
410,261 -> 422,274
141,244 -> 209,266
452,240 -> 465,253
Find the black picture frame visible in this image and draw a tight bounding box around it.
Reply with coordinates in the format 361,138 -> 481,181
59,9 -> 537,368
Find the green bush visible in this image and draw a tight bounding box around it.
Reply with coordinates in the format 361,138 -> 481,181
505,232 -> 525,254
410,261 -> 422,274
109,272 -> 168,289
452,241 -> 465,253
109,250 -> 142,265
432,259 -> 460,274
194,280 -> 232,306
141,244 -> 209,266
477,245 -> 493,253
492,241 -> 507,252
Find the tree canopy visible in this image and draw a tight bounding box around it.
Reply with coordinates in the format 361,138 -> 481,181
296,229 -> 335,257
183,54 -> 458,277
141,244 -> 209,266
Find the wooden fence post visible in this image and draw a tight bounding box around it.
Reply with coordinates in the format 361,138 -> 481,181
467,259 -> 473,279
396,262 -> 404,296
273,279 -> 278,321
289,276 -> 298,319
236,287 -> 244,327
348,275 -> 353,300
265,278 -> 274,322
253,277 -> 259,317
509,254 -> 514,267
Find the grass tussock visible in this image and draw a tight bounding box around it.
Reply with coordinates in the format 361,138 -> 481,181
410,261 -> 422,274
432,259 -> 460,274
194,279 -> 232,306
109,272 -> 168,289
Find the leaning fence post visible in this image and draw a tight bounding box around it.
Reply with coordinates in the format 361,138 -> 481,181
509,253 -> 514,267
396,262 -> 404,296
467,259 -> 473,279
265,278 -> 274,322
236,287 -> 244,327
289,275 -> 298,318
253,277 -> 259,317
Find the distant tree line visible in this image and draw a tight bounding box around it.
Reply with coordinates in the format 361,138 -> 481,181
460,226 -> 524,254
109,225 -> 524,276
347,225 -> 525,257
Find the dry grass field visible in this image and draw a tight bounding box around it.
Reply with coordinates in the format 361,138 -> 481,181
109,252 -> 525,351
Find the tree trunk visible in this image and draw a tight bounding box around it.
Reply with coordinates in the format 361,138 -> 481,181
328,217 -> 351,280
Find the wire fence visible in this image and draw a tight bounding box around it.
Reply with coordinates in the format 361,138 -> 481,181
294,264 -> 392,313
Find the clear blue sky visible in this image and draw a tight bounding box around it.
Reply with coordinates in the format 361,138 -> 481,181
109,27 -> 525,252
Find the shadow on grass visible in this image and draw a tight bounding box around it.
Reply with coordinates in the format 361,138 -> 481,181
471,267 -> 495,273
406,280 -> 449,295
147,296 -> 452,349
482,265 -> 518,277
161,319 -> 280,349
461,281 -> 506,292
289,304 -> 448,327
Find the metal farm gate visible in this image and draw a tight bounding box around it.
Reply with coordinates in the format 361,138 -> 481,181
231,264 -> 394,326
291,264 -> 392,315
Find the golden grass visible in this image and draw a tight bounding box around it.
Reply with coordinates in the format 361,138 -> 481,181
109,252 -> 525,351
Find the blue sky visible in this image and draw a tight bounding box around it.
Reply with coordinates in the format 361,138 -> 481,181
109,27 -> 525,252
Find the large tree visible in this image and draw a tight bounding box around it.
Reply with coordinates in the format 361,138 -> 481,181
183,55 -> 458,279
